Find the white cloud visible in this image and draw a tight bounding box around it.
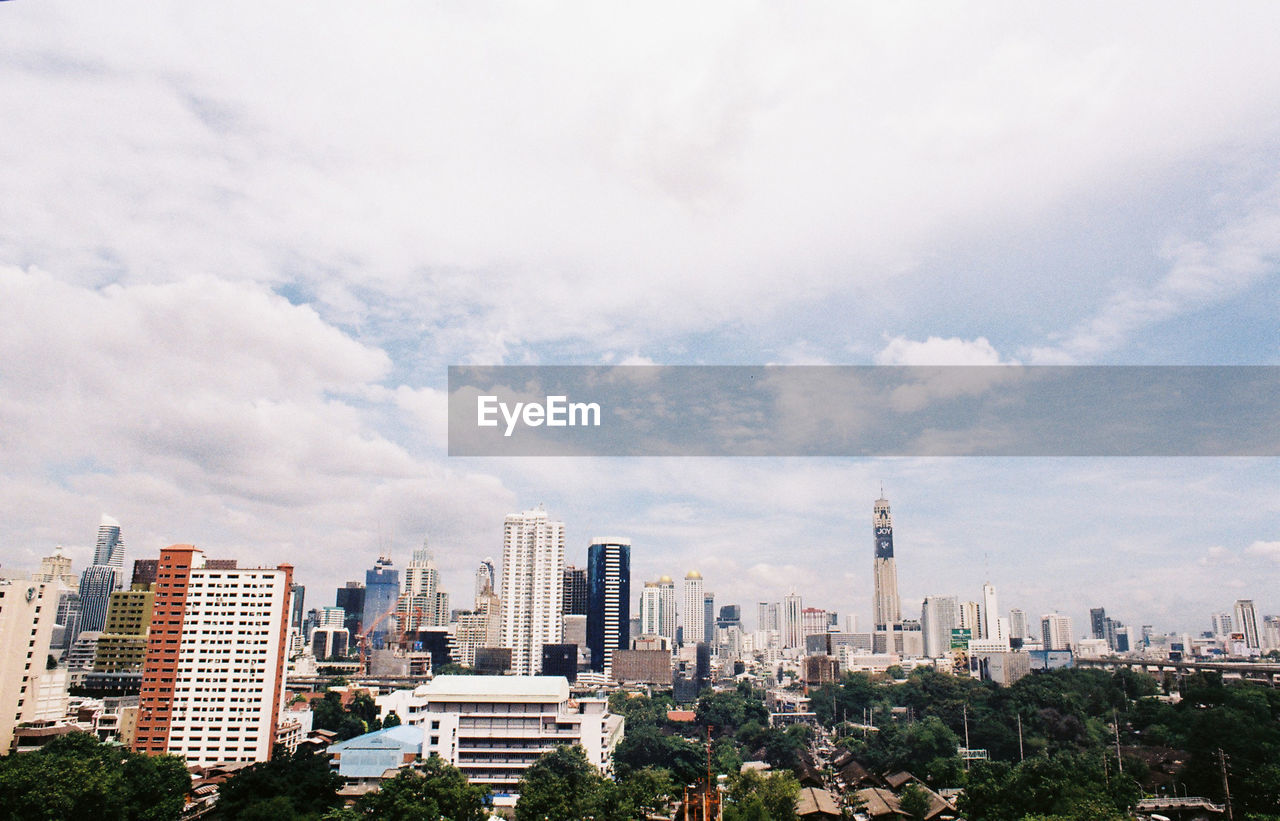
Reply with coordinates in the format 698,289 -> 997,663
875,335 -> 1011,366
1245,540 -> 1280,562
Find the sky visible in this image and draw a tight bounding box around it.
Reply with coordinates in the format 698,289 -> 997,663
1,2 -> 1277,638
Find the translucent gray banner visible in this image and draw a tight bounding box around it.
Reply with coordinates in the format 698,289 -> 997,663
447,366 -> 1279,457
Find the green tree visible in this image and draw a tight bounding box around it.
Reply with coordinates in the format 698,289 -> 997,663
722,769 -> 799,821
216,745 -> 342,819
898,783 -> 931,821
0,732 -> 189,821
346,756 -> 489,821
515,745 -> 613,821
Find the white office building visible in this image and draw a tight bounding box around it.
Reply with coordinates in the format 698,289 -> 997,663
500,507 -> 565,675
369,676 -> 624,807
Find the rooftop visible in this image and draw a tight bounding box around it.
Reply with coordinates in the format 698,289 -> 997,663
417,675 -> 570,702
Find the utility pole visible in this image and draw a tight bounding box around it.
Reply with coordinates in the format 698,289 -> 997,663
1219,748 -> 1233,821
1113,709 -> 1123,773
1016,714 -> 1024,761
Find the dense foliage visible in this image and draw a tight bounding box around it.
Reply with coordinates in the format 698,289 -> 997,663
324,755 -> 491,821
215,746 -> 343,820
0,732 -> 189,821
513,744 -> 673,821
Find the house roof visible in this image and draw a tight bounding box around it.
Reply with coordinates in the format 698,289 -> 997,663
795,787 -> 842,818
328,724 -> 424,753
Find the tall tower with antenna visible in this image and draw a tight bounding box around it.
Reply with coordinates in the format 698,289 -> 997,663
872,493 -> 901,632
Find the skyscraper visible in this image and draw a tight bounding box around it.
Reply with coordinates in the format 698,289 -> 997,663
1041,613 -> 1073,651
1234,600 -> 1260,649
639,576 -> 677,644
1210,611 -> 1233,637
782,592 -> 803,649
586,539 -> 630,674
1008,608 -> 1028,641
400,540 -> 449,633
921,595 -> 959,658
499,506 -> 565,675
93,515 -> 126,569
76,515 -> 126,641
0,575 -> 58,751
703,593 -> 716,645
336,581 -> 365,637
562,566 -> 588,616
981,583 -> 1008,647
133,545 -> 292,764
361,556 -> 400,649
475,558 -> 496,600
682,571 -> 704,648
872,495 -> 901,631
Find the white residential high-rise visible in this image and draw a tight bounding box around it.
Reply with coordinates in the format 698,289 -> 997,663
93,515 -> 126,570
134,545 -> 292,764
1234,600 -> 1260,649
499,507 -> 565,675
399,539 -> 449,633
980,583 -> 1000,642
0,575 -> 59,751
782,592 -> 803,649
682,571 -> 704,647
757,601 -> 780,633
921,595 -> 959,658
1210,611 -> 1233,638
638,576 -> 677,644
1041,613 -> 1074,651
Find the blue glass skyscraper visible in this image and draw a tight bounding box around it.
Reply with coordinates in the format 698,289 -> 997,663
586,539 -> 630,674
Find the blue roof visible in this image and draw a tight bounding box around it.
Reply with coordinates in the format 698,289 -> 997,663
328,725 -> 425,778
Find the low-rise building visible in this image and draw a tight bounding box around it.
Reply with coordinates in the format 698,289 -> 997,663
364,675 -> 623,807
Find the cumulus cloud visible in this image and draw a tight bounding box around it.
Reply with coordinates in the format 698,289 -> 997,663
875,335 -> 1011,366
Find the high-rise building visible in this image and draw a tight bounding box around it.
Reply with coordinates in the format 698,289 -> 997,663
958,601 -> 982,640
872,495 -> 901,631
586,539 -> 630,674
133,545 -> 292,764
981,584 -> 1001,643
1210,611 -> 1233,638
703,592 -> 716,645
91,587 -> 155,676
1008,608 -> 1028,641
1090,607 -> 1108,640
758,601 -> 780,633
0,575 -> 59,751
1234,600 -> 1260,649
476,558 -> 496,600
75,515 -> 127,642
682,571 -> 704,648
782,592 -> 803,649
1263,615 -> 1280,652
716,605 -> 742,630
1041,613 -> 1074,651
499,506 -> 565,675
93,515 -> 126,570
801,607 -> 829,641
921,595 -> 959,658
36,551 -> 76,587
562,566 -> 588,616
639,577 -> 677,644
131,559 -> 159,588
336,581 -> 365,637
399,540 -> 449,633
361,556 -> 400,649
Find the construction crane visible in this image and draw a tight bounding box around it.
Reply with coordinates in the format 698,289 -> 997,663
355,599 -> 401,674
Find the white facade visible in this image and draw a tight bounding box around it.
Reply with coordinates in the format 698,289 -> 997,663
1234,600 -> 1260,649
639,577 -> 676,644
374,676 -> 624,806
981,583 -> 1001,643
1040,613 -> 1074,651
165,563 -> 291,764
921,595 -> 959,658
400,540 -> 449,632
500,507 -> 565,675
0,576 -> 60,751
782,592 -> 803,649
682,571 -> 704,647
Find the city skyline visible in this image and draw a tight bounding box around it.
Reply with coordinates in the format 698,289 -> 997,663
17,496 -> 1276,646
1,5 -> 1277,647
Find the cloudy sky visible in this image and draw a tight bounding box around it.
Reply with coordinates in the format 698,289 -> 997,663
2,2 -> 1277,637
